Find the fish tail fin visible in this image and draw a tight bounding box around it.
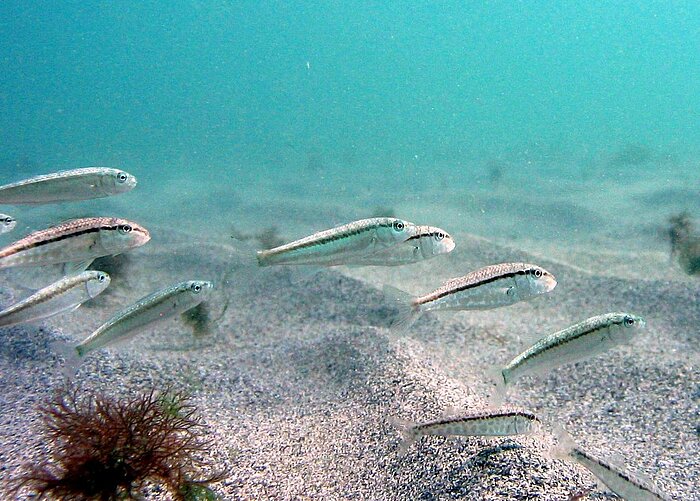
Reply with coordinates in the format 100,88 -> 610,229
50,340 -> 83,376
388,416 -> 417,456
485,365 -> 509,406
548,424 -> 576,461
255,250 -> 271,267
383,285 -> 420,335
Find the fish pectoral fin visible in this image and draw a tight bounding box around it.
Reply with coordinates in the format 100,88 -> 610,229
62,259 -> 94,276
504,286 -> 515,297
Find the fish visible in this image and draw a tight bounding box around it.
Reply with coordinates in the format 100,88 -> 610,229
552,429 -> 669,501
0,214 -> 16,233
0,168 -> 137,204
0,217 -> 150,270
348,225 -> 455,265
391,409 -> 541,454
492,312 -> 646,398
255,217 -> 425,267
385,262 -> 557,334
0,270 -> 110,327
75,280 -> 214,357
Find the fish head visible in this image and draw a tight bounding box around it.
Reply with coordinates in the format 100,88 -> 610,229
612,312 -> 646,342
0,215 -> 16,233
386,218 -> 420,243
101,169 -> 138,195
523,264 -> 557,295
99,219 -> 151,253
516,413 -> 541,435
85,271 -> 111,298
411,226 -> 456,258
184,280 -> 214,300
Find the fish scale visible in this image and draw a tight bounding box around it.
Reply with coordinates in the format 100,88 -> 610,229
412,410 -> 541,437
0,217 -> 150,268
500,312 -> 646,385
75,280 -> 214,357
567,446 -> 669,500
256,217 -> 424,266
386,262 -> 557,334
0,271 -> 110,327
0,167 -> 137,204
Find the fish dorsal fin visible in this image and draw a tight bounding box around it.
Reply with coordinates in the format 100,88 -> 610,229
46,216 -> 91,229
440,276 -> 462,288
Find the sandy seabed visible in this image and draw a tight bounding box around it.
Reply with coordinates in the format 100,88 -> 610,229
0,216 -> 697,500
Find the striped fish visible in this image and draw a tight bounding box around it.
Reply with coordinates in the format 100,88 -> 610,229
0,217 -> 150,269
386,263 -> 557,334
0,214 -> 15,234
494,312 -> 645,394
255,217 -> 424,267
552,430 -> 669,501
0,271 -> 110,327
75,280 -> 213,357
392,409 -> 540,454
0,168 -> 137,204
349,225 -> 455,266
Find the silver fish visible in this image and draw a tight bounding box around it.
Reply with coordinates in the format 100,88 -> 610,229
0,217 -> 150,269
0,214 -> 16,233
76,280 -> 213,357
496,312 -> 646,392
392,409 -> 541,454
0,271 -> 110,327
0,168 -> 137,204
386,263 -> 557,333
255,217 -> 423,267
552,431 -> 669,501
350,225 -> 455,265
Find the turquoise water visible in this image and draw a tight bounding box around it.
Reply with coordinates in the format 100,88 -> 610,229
2,2 -> 699,172
1,3 -> 699,500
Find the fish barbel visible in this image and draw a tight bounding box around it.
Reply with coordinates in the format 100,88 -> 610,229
75,280 -> 213,357
255,217 -> 423,267
0,271 -> 110,327
0,217 -> 150,269
0,167 -> 137,204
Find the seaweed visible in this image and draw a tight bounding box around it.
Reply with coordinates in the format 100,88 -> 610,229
256,226 -> 285,250
230,224 -> 284,250
181,302 -> 211,338
11,384 -> 224,500
668,212 -> 700,275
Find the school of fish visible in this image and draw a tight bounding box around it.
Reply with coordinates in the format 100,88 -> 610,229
0,168 -> 669,500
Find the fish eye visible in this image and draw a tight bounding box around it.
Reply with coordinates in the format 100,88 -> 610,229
435,232 -> 445,241
624,316 -> 635,327
98,273 -> 106,282
393,220 -> 405,231
533,269 -> 543,278
117,172 -> 128,183
119,224 -> 132,234
191,283 -> 202,293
